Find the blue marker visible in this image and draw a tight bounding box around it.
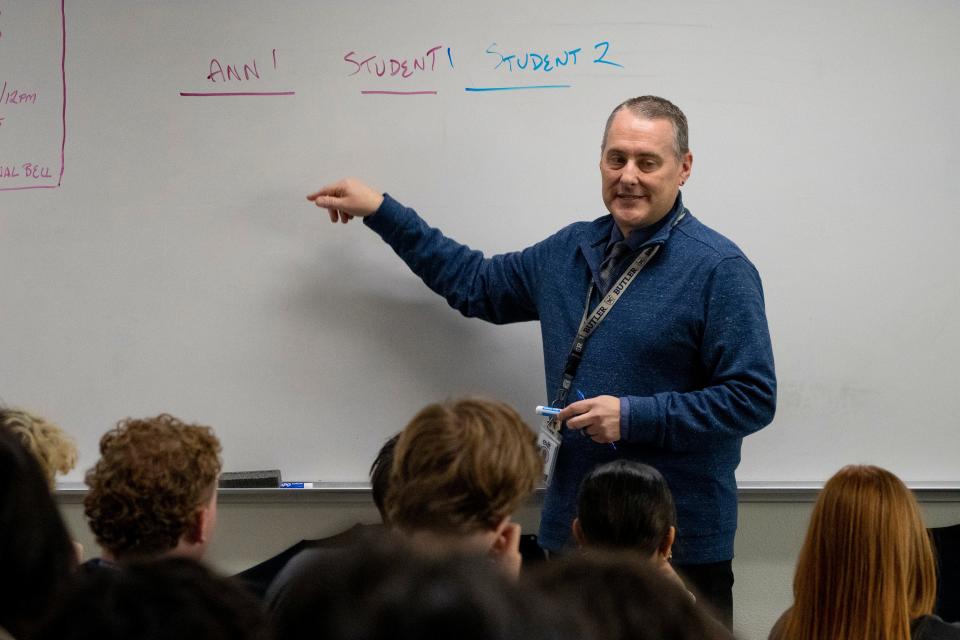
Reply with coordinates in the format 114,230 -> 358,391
280,482 -> 315,489
535,405 -> 561,417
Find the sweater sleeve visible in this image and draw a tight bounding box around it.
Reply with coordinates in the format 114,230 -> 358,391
620,256 -> 777,451
363,194 -> 540,324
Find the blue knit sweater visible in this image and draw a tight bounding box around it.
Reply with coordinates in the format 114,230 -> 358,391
365,193 -> 776,564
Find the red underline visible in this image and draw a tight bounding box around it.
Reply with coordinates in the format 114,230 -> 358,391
0,184 -> 60,191
179,91 -> 296,97
361,90 -> 438,95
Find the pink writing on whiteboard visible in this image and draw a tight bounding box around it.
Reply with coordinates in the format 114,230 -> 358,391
0,0 -> 66,192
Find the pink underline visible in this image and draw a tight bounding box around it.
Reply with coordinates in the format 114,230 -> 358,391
179,91 -> 296,97
361,90 -> 438,95
0,184 -> 60,191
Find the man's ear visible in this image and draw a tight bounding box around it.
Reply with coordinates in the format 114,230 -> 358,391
680,151 -> 693,184
572,517 -> 587,547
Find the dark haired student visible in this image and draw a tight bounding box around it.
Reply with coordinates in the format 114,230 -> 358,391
38,558 -> 271,640
236,433 -> 398,598
305,95 -> 776,626
0,428 -> 77,640
573,460 -> 689,596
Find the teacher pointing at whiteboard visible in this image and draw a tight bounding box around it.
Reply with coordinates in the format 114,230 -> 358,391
307,96 -> 775,627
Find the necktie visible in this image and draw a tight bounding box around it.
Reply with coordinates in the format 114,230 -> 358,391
598,240 -> 633,294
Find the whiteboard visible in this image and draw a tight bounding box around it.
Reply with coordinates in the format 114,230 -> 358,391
2,0 -> 959,484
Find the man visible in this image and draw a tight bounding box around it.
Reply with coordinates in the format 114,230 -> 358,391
38,558 -> 272,640
266,398 -> 540,614
270,538 -> 561,640
526,552 -> 734,640
83,414 -> 222,564
307,96 -> 776,624
237,433 -> 397,599
384,397 -> 542,578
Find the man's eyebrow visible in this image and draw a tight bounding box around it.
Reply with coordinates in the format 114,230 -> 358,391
604,147 -> 662,159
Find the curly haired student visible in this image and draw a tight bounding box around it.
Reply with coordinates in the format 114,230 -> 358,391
84,414 -> 222,564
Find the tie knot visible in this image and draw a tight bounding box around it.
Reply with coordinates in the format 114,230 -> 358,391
608,240 -> 632,261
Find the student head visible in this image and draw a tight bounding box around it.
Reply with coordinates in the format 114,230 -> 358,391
369,432 -> 400,523
0,407 -> 77,489
271,536 -> 561,640
37,557 -> 271,640
385,398 -> 541,573
0,427 -> 77,639
84,414 -> 222,561
778,464 -> 936,640
573,459 -> 676,561
525,551 -> 733,640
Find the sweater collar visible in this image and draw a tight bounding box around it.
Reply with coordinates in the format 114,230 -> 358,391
579,192 -> 687,277
604,198 -> 678,255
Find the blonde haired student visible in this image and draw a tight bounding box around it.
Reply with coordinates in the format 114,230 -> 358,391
0,407 -> 77,489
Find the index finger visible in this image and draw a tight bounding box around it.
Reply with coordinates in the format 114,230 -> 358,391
557,399 -> 589,423
305,181 -> 346,202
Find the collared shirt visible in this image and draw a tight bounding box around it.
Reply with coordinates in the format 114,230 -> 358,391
599,195 -> 683,293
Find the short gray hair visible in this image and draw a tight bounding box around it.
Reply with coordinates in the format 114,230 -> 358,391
601,96 -> 689,158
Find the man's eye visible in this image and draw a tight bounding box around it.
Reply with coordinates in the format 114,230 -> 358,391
640,160 -> 658,171
607,156 -> 625,167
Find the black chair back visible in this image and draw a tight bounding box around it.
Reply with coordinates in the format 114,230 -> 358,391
931,523 -> 960,623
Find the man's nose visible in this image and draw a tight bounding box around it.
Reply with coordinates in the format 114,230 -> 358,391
620,161 -> 641,184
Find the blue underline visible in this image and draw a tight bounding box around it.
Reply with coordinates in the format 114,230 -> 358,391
464,84 -> 572,92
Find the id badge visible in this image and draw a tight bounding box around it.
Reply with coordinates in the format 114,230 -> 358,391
537,420 -> 562,486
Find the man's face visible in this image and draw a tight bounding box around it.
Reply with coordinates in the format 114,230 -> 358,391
600,111 -> 693,235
